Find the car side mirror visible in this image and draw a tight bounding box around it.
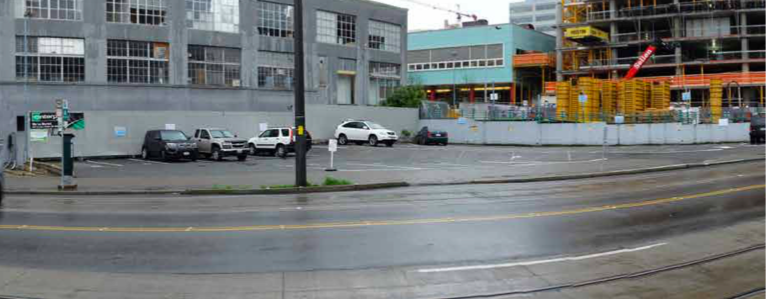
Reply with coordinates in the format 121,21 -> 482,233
363,126 -> 369,130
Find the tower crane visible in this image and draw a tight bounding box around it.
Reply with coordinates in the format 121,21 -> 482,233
395,0 -> 478,23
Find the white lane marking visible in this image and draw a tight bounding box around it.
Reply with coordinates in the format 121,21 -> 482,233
417,243 -> 667,273
128,158 -> 170,165
86,160 -> 123,167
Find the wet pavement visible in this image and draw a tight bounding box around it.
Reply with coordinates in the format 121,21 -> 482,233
6,143 -> 765,192
0,161 -> 763,298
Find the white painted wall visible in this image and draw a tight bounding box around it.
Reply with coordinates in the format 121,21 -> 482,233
419,119 -> 750,146
26,106 -> 419,159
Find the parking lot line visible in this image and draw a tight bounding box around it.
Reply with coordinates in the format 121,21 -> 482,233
86,160 -> 123,167
127,158 -> 170,165
346,163 -> 423,170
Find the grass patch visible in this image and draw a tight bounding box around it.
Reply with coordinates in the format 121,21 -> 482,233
323,176 -> 353,186
261,177 -> 353,189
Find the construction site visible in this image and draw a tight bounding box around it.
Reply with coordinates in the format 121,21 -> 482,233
509,0 -> 765,124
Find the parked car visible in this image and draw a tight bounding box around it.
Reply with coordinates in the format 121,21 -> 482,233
751,113 -> 765,144
334,120 -> 398,147
141,130 -> 199,161
248,127 -> 312,157
414,126 -> 449,146
193,128 -> 249,161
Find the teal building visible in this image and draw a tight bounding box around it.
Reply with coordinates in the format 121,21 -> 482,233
407,23 -> 555,106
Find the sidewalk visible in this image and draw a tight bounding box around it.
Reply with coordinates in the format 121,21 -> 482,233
1,219 -> 761,299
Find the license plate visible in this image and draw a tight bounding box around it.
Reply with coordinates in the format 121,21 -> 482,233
434,134 -> 441,137
237,149 -> 243,154
183,152 -> 190,156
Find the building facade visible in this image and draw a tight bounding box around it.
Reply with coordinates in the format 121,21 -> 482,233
407,23 -> 555,106
555,0 -> 765,105
0,0 -> 408,141
509,0 -> 557,36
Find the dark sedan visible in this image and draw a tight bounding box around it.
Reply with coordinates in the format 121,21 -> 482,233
751,113 -> 765,144
414,126 -> 449,146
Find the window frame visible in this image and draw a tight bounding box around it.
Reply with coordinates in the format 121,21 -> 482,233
15,36 -> 85,83
107,40 -> 170,84
106,0 -> 167,25
368,20 -> 401,53
187,45 -> 242,87
257,1 -> 294,38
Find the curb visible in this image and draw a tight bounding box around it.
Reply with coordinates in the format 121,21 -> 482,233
6,158 -> 762,196
6,182 -> 410,196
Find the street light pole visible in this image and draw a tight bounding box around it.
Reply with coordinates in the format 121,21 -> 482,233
293,0 -> 307,187
23,9 -> 31,171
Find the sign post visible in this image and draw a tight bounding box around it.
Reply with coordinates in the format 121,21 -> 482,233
325,139 -> 338,172
55,99 -> 77,190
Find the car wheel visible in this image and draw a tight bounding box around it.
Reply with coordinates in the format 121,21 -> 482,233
442,142 -> 449,146
250,144 -> 258,156
238,155 -> 247,161
160,151 -> 168,162
369,135 -> 378,147
275,144 -> 287,158
141,148 -> 149,160
211,147 -> 223,161
191,152 -> 198,162
418,137 -> 425,145
751,136 -> 757,145
338,134 -> 348,145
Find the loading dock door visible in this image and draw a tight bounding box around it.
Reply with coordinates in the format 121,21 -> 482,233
337,74 -> 354,104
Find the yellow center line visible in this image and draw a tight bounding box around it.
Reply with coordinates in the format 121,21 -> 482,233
0,184 -> 763,233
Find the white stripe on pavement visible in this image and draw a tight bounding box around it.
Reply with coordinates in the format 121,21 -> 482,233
416,243 -> 666,273
86,160 -> 123,167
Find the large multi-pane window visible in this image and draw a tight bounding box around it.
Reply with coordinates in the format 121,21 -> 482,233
107,40 -> 169,84
16,0 -> 83,20
257,52 -> 294,89
188,45 -> 241,87
107,0 -> 167,25
368,20 -> 401,53
316,11 -> 356,46
257,1 -> 294,38
408,44 -> 505,72
15,37 -> 85,82
369,62 -> 400,106
186,0 -> 239,33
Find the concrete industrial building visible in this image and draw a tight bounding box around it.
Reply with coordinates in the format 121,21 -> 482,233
554,0 -> 766,106
0,0 -> 410,161
407,23 -> 555,107
509,0 -> 558,36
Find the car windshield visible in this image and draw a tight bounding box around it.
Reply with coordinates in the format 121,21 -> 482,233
210,130 -> 235,138
367,122 -> 386,130
161,131 -> 188,141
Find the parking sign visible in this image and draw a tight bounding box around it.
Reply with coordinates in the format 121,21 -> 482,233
328,139 -> 338,152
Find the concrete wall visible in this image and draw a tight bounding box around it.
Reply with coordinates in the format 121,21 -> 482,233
25,106 -> 419,159
420,119 -> 750,145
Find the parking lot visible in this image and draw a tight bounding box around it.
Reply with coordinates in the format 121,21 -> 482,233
4,142 -> 760,192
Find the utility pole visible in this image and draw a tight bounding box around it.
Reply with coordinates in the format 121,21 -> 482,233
294,0 -> 308,187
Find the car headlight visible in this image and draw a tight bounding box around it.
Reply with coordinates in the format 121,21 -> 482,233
166,143 -> 178,149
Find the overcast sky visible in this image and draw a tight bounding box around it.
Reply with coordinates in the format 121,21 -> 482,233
373,0 -> 522,31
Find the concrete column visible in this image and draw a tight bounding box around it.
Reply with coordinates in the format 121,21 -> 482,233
740,11 -> 749,72
610,0 -> 618,66
85,0 -> 107,83
673,0 -> 683,75
240,0 -> 256,88
555,2 -> 564,81
169,1 -> 188,85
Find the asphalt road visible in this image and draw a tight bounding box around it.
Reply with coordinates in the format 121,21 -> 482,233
0,162 -> 763,275
6,143 -> 764,191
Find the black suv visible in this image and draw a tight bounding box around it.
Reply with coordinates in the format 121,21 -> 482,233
141,130 -> 199,161
751,113 -> 765,144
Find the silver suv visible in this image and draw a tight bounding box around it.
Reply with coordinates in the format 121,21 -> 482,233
193,128 -> 249,161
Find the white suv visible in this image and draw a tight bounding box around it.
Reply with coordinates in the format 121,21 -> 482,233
248,127 -> 312,157
334,120 -> 398,147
